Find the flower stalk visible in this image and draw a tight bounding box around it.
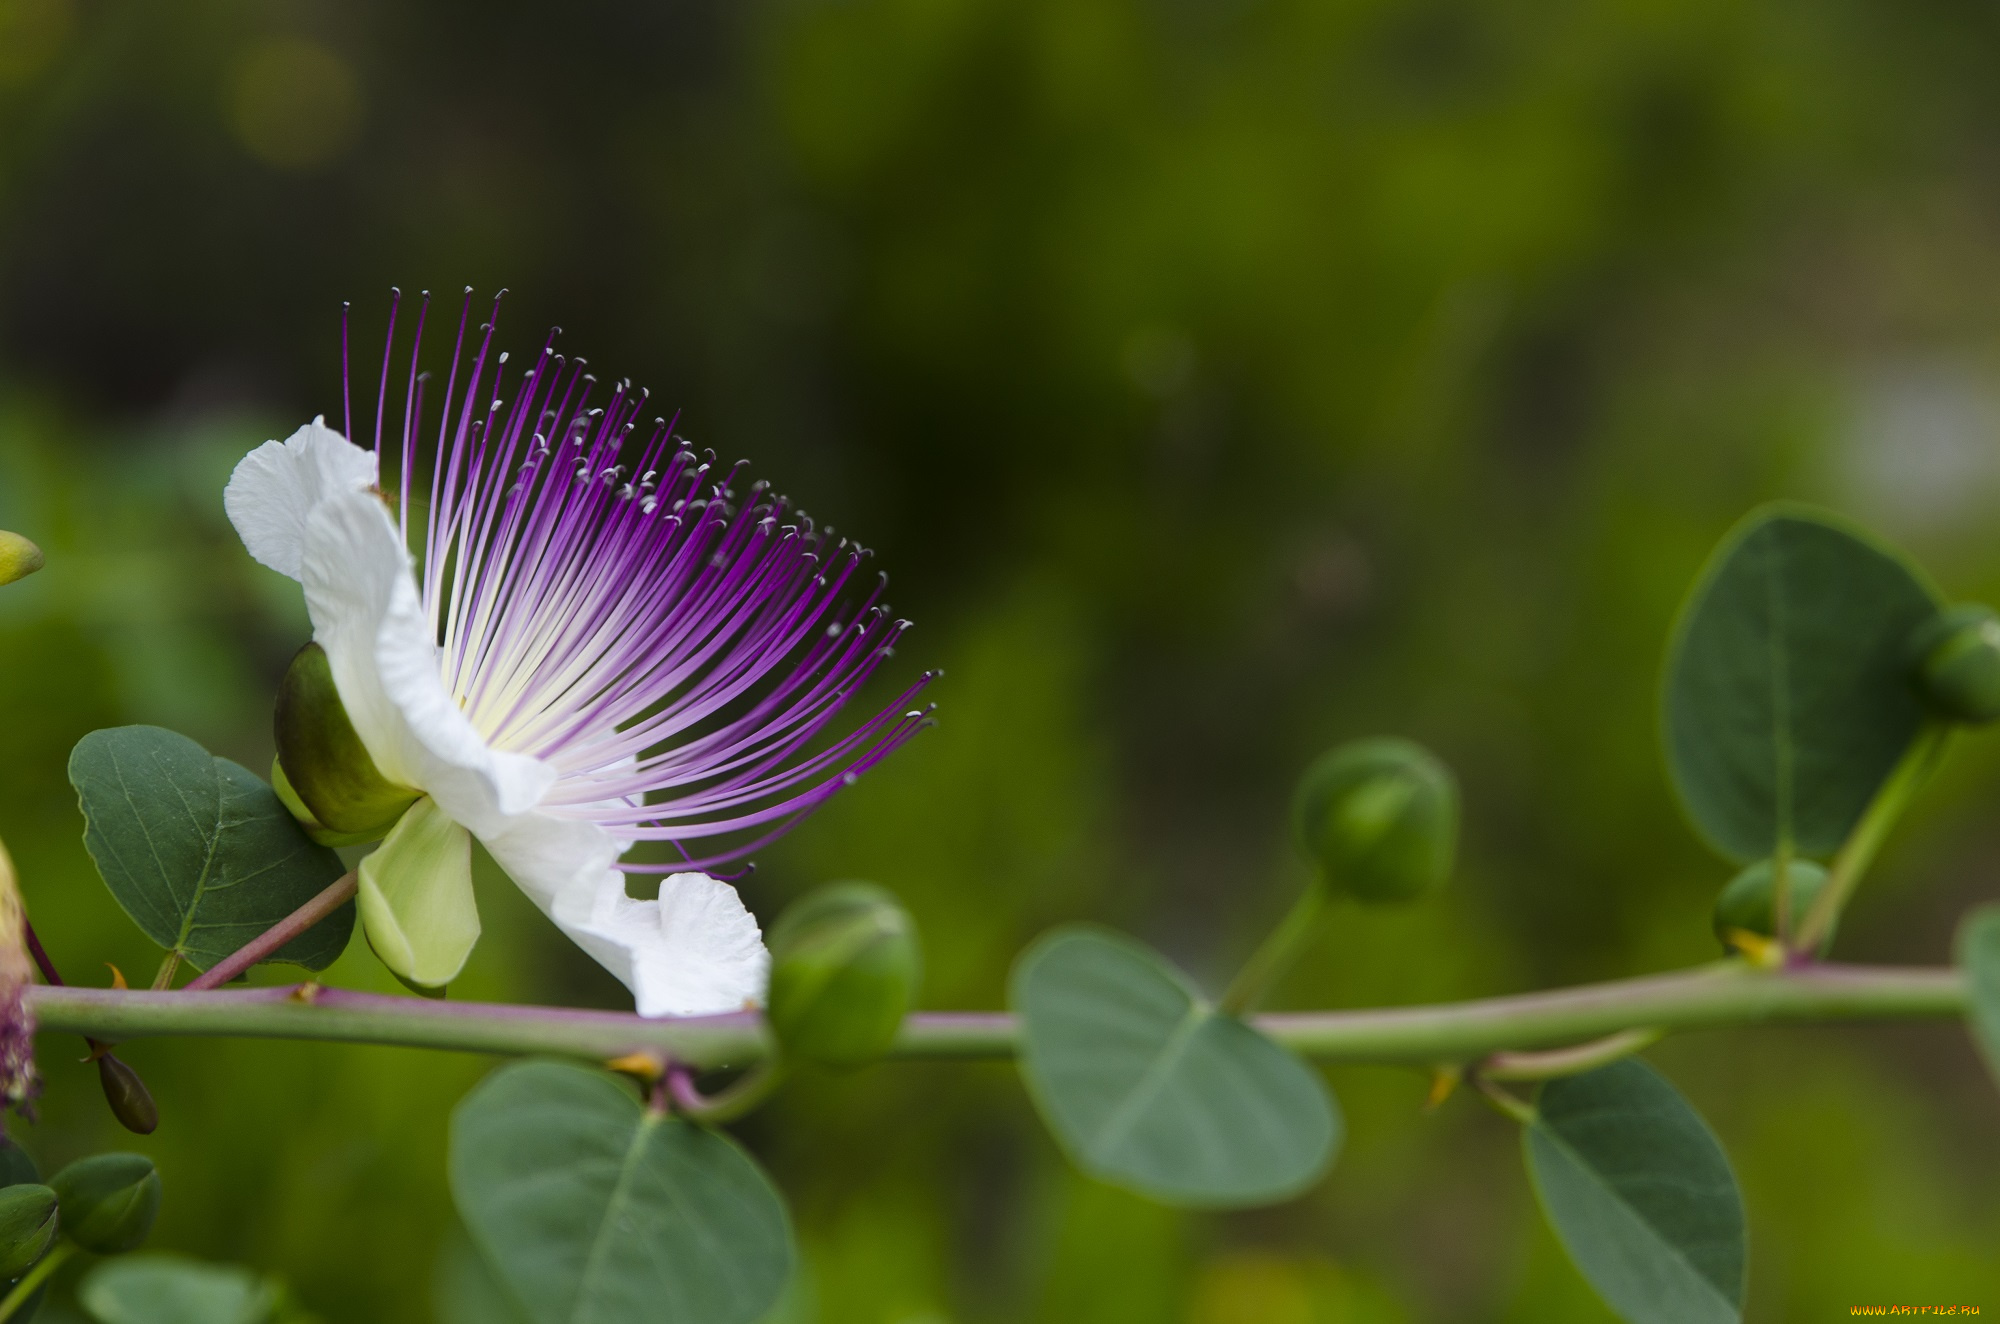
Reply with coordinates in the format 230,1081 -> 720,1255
1794,721 -> 1950,955
0,1240 -> 70,1322
1219,881 -> 1330,1018
183,873 -> 359,993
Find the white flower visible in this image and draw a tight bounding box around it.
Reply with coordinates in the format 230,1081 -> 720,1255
225,302 -> 932,1015
228,417 -> 771,1015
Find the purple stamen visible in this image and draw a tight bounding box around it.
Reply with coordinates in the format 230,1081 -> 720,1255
354,291 -> 935,868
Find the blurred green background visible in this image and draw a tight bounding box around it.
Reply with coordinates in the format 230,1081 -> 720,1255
3,0 -> 1999,1318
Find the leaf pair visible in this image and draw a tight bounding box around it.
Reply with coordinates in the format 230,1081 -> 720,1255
68,727 -> 353,976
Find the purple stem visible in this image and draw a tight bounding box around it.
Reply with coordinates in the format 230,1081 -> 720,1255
20,920 -> 61,988
184,872 -> 358,992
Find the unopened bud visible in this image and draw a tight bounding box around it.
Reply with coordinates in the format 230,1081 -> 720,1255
0,1184 -> 57,1278
50,1153 -> 160,1254
95,1055 -> 158,1136
1712,857 -> 1833,954
274,643 -> 419,839
0,533 -> 42,587
1291,737 -> 1458,904
1912,604 -> 2000,725
767,882 -> 921,1068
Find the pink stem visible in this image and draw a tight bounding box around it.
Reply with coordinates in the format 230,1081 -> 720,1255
184,873 -> 358,992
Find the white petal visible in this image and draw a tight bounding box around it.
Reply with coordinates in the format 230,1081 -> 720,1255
356,797 -> 480,988
299,489 -> 555,834
551,871 -> 770,1018
480,809 -> 626,913
224,418 -> 378,581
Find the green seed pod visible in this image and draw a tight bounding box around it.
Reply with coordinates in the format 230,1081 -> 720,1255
0,1185 -> 57,1279
274,643 -> 420,839
767,882 -> 922,1068
1911,604 -> 2000,725
0,532 -> 43,588
1712,857 -> 1834,953
95,1055 -> 159,1136
1291,737 -> 1458,904
49,1154 -> 161,1255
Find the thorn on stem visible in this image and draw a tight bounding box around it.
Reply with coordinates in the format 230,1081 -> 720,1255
1423,1065 -> 1461,1111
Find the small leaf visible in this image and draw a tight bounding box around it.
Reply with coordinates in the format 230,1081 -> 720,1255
1956,904 -> 2000,1091
1011,925 -> 1339,1209
1663,506 -> 1941,863
1525,1060 -> 1746,1324
450,1060 -> 795,1324
77,1254 -> 277,1324
68,726 -> 354,973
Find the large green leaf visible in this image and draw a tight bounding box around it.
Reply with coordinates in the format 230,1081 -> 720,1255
450,1060 -> 795,1324
1956,904 -> 2000,1092
68,726 -> 353,973
1011,925 -> 1339,1209
1525,1060 -> 1747,1324
1663,505 -> 1941,863
77,1255 -> 277,1324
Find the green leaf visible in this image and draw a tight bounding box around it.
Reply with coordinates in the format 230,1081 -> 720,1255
77,1254 -> 277,1324
450,1060 -> 795,1324
68,726 -> 354,973
1955,904 -> 2000,1092
1524,1060 -> 1746,1324
1663,505 -> 1941,863
1010,925 -> 1339,1209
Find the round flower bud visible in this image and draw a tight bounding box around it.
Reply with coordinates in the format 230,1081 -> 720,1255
274,643 -> 420,839
1911,604 -> 2000,725
1291,737 -> 1458,904
0,1185 -> 58,1279
0,532 -> 43,588
1712,857 -> 1834,954
49,1153 -> 160,1255
767,882 -> 921,1068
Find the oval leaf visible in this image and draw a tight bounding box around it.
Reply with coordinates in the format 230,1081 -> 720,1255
69,726 -> 353,972
1011,925 -> 1339,1209
1525,1059 -> 1746,1324
1663,506 -> 1940,863
78,1254 -> 277,1324
1956,904 -> 2000,1092
450,1060 -> 795,1324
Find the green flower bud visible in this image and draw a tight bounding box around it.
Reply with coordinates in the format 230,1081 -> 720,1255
1712,857 -> 1834,954
767,882 -> 922,1068
1911,604 -> 2000,725
1291,737 -> 1458,904
274,643 -> 420,839
96,1055 -> 159,1136
0,532 -> 43,587
49,1154 -> 161,1255
0,1185 -> 58,1279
